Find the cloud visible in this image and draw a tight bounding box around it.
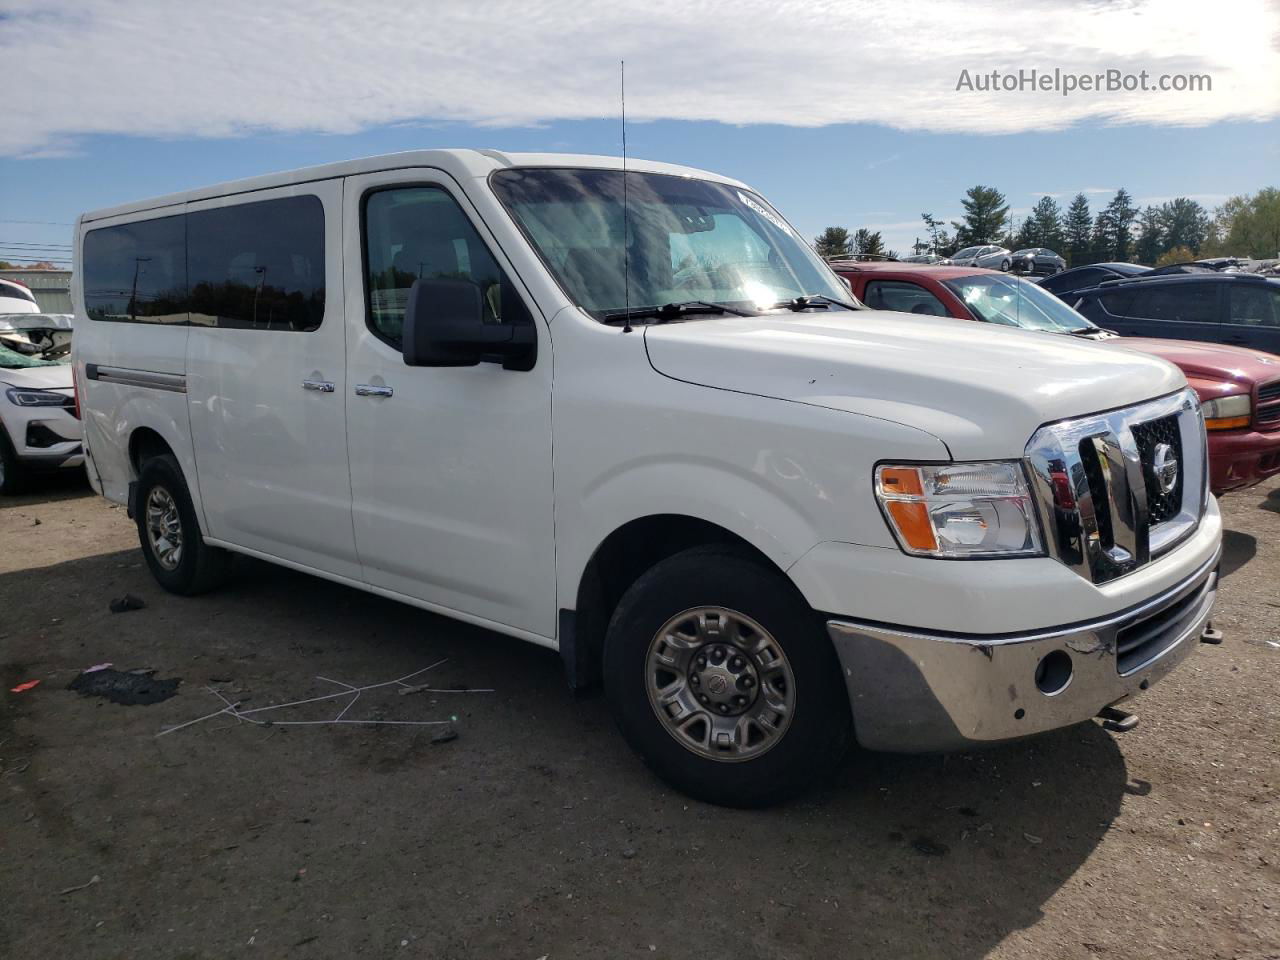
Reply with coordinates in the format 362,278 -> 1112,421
1,0 -> 1277,157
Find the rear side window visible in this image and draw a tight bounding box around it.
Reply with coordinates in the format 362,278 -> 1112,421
188,196 -> 326,331
1226,284 -> 1280,327
1097,289 -> 1137,316
363,185 -> 531,348
1043,268 -> 1103,294
1131,283 -> 1217,323
83,215 -> 187,323
863,279 -> 949,317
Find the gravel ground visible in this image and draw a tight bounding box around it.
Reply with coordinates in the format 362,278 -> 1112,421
1,473 -> 1277,960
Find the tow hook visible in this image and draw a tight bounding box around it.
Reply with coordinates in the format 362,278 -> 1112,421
1200,621 -> 1224,645
1097,706 -> 1139,733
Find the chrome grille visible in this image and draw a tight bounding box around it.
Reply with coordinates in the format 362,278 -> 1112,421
1130,415 -> 1183,524
1025,389 -> 1206,584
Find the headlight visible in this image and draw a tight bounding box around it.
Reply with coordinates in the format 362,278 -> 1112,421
1200,394 -> 1250,430
4,387 -> 72,408
875,461 -> 1044,558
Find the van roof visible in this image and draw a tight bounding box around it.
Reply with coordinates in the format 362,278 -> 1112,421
78,149 -> 751,224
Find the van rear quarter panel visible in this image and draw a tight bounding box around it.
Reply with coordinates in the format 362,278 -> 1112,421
73,209 -> 204,527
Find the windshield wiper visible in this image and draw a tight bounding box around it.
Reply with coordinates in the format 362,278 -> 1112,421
600,300 -> 754,324
772,294 -> 857,312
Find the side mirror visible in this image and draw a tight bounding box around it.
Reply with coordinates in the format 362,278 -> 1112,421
402,278 -> 536,370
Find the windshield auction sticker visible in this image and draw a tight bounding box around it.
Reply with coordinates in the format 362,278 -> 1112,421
738,191 -> 793,235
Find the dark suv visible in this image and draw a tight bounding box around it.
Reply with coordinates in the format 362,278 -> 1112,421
1071,273 -> 1280,353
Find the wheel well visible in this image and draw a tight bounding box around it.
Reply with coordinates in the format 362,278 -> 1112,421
568,515 -> 786,690
128,427 -> 174,475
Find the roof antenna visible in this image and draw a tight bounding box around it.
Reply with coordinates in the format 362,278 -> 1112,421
620,59 -> 632,334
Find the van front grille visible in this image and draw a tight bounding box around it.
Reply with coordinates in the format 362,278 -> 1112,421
1131,414 -> 1183,525
1025,390 -> 1205,584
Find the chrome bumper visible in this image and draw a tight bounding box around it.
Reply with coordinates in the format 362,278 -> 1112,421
826,550 -> 1219,752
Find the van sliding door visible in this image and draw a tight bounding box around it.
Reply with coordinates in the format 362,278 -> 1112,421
184,181 -> 359,577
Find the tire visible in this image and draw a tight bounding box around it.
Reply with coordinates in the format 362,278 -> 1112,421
603,545 -> 851,807
1000,258 -> 1011,272
134,454 -> 228,595
0,427 -> 26,495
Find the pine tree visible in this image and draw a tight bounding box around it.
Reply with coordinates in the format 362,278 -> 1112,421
951,186 -> 1010,246
1064,193 -> 1093,266
852,229 -> 886,257
1134,206 -> 1164,264
1159,198 -> 1210,255
814,227 -> 851,259
1099,189 -> 1138,261
1026,195 -> 1065,251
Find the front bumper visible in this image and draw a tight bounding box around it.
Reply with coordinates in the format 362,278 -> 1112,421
1,403 -> 82,469
827,548 -> 1219,752
1208,428 -> 1280,494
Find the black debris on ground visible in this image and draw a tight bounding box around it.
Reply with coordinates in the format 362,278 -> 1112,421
67,668 -> 179,705
108,594 -> 147,613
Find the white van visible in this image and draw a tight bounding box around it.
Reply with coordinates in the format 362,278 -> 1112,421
73,150 -> 1221,806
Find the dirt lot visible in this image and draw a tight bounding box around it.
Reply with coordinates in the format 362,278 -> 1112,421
0,475 -> 1277,960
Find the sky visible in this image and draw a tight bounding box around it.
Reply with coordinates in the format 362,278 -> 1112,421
2,0 -> 1278,261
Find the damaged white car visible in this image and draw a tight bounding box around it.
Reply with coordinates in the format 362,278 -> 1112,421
0,314 -> 83,494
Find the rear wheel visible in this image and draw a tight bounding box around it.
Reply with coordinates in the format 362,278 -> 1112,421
0,427 -> 26,495
1000,258 -> 1011,272
603,546 -> 850,807
135,454 -> 228,594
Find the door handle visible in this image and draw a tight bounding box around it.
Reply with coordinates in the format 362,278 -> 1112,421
302,379 -> 335,393
354,384 -> 394,398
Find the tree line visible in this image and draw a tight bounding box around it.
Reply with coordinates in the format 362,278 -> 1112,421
814,186 -> 1280,268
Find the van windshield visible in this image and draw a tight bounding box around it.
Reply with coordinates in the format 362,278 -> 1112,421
942,274 -> 1099,334
490,168 -> 851,320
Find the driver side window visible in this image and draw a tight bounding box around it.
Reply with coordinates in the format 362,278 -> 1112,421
363,186 -> 530,347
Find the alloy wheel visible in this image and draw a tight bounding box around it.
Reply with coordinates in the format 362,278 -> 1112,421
645,606 -> 796,762
145,486 -> 183,571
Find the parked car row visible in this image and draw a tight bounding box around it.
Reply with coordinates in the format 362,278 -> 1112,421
832,260 -> 1280,495
938,245 -> 1066,275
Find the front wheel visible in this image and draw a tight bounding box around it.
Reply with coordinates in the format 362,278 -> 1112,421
603,546 -> 851,807
135,454 -> 229,595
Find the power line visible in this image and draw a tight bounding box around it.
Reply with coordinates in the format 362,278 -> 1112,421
0,255 -> 72,264
0,219 -> 73,226
0,241 -> 73,250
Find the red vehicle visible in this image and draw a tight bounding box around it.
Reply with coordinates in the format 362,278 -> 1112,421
831,262 -> 1280,495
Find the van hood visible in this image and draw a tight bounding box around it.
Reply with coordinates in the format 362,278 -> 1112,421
644,310 -> 1187,459
0,362 -> 73,391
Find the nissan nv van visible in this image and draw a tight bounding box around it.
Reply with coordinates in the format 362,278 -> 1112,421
73,150 -> 1222,806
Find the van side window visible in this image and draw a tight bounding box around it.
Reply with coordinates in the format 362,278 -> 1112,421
363,186 -> 531,348
83,215 -> 187,323
188,195 -> 326,331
